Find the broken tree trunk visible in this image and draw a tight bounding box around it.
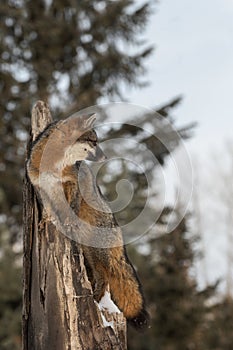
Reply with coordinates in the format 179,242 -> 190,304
22,101 -> 127,350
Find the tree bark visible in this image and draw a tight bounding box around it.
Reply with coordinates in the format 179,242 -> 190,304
22,101 -> 127,350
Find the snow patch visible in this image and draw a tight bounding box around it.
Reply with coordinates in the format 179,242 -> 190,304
99,312 -> 114,329
98,291 -> 121,314
95,291 -> 122,329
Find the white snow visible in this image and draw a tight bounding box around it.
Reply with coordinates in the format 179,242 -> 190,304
99,312 -> 114,329
97,291 -> 121,314
94,290 -> 122,329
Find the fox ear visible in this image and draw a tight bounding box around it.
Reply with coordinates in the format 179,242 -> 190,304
82,113 -> 97,130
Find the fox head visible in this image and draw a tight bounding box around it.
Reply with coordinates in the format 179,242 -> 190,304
27,113 -> 106,186
63,129 -> 106,166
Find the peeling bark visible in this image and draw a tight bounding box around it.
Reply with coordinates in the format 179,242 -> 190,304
22,101 -> 127,350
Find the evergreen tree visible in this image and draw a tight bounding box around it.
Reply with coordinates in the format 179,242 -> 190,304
203,297 -> 233,350
96,97 -> 193,231
0,0 -> 153,243
127,217 -> 210,350
0,248 -> 22,350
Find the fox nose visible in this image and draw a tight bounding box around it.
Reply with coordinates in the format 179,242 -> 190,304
95,145 -> 107,162
86,145 -> 107,162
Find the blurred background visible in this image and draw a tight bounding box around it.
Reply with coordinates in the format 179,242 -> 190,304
0,0 -> 233,349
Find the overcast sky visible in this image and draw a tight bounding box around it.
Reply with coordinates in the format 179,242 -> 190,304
127,0 -> 233,292
129,0 -> 233,154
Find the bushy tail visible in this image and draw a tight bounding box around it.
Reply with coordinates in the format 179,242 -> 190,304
109,250 -> 150,330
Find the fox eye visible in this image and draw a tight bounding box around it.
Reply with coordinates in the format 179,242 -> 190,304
84,148 -> 87,151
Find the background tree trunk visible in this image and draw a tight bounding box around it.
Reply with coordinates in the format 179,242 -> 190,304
22,101 -> 127,350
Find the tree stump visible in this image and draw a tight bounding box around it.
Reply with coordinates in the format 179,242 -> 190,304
22,101 -> 127,350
